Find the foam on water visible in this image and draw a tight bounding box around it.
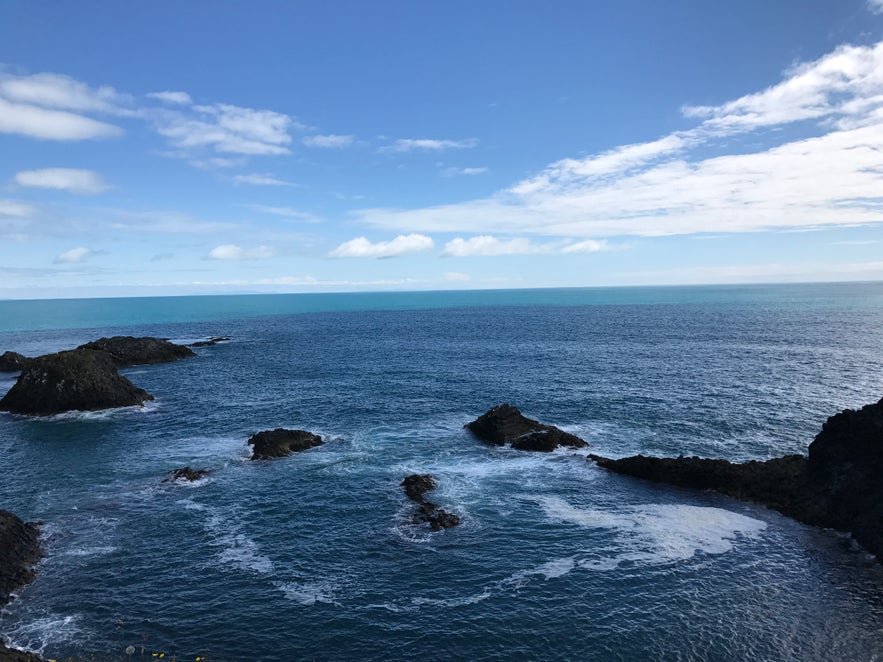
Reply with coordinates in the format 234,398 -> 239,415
4,614 -> 88,656
202,512 -> 274,575
276,581 -> 341,606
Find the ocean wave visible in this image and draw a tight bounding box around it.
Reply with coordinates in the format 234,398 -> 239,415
3,613 -> 89,656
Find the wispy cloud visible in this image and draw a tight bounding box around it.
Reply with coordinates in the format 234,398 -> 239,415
441,166 -> 489,177
870,0 -> 883,14
147,91 -> 193,105
381,138 -> 477,153
247,204 -> 322,222
14,168 -> 110,194
53,246 -> 95,264
443,271 -> 471,282
0,97 -> 123,140
207,244 -> 278,260
0,199 -> 36,218
303,133 -> 354,148
354,41 -> 883,239
0,72 -> 132,114
232,173 -> 293,186
329,233 -> 434,258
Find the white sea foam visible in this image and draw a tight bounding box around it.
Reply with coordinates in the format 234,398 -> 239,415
4,613 -> 87,655
60,545 -> 117,558
276,581 -> 340,606
203,513 -> 274,575
535,556 -> 577,579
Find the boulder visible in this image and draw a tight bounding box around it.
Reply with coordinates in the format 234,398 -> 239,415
163,467 -> 210,483
189,336 -> 231,347
248,428 -> 323,460
77,336 -> 195,367
0,510 -> 41,608
401,474 -> 437,502
0,351 -> 29,372
466,404 -> 588,451
590,396 -> 883,562
401,473 -> 461,530
0,349 -> 154,416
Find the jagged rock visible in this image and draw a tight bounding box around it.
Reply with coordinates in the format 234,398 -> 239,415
466,404 -> 588,452
0,510 -> 41,608
189,336 -> 231,347
248,428 -> 324,460
163,467 -> 210,483
0,349 -> 154,416
0,351 -> 29,372
0,642 -> 46,661
401,473 -> 461,530
402,474 -> 437,502
590,396 -> 883,562
77,336 -> 195,367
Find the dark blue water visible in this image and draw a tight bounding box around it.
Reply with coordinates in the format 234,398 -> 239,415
2,284 -> 883,661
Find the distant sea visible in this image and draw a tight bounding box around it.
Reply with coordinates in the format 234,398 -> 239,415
2,283 -> 883,661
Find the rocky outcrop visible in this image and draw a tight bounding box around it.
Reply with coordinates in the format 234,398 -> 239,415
189,336 -> 230,347
0,349 -> 154,416
0,351 -> 29,372
163,467 -> 210,483
401,473 -> 461,531
248,429 -> 324,460
590,396 -> 883,562
0,642 -> 46,661
77,336 -> 195,367
466,404 -> 588,451
0,510 -> 41,608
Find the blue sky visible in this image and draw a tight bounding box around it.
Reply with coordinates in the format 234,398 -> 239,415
1,1 -> 883,298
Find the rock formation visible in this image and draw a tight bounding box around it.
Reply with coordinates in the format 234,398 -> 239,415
247,428 -> 324,460
401,473 -> 461,530
0,642 -> 46,661
0,349 -> 154,416
189,336 -> 230,347
163,467 -> 210,482
0,351 -> 29,372
0,510 -> 41,608
590,396 -> 883,562
77,336 -> 195,367
466,404 -> 588,451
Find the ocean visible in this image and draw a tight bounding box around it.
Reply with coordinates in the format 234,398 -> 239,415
1,283 -> 883,661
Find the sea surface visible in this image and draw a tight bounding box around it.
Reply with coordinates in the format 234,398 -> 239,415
2,283 -> 883,661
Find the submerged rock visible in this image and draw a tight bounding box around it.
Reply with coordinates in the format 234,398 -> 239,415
0,351 -> 29,372
401,473 -> 461,531
0,349 -> 154,416
466,404 -> 588,451
248,428 -> 324,460
189,336 -> 231,347
590,396 -> 883,562
163,467 -> 210,483
77,336 -> 195,367
0,510 -> 41,608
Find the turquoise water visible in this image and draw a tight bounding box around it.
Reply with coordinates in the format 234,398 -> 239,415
2,283 -> 883,660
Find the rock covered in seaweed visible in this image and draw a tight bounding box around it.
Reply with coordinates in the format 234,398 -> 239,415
248,428 -> 324,460
0,510 -> 41,608
401,473 -> 461,530
590,396 -> 883,562
0,351 -> 30,372
77,336 -> 195,367
163,467 -> 210,483
0,349 -> 154,416
466,404 -> 588,452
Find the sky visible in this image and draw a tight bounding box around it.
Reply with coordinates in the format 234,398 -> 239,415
1,1 -> 883,298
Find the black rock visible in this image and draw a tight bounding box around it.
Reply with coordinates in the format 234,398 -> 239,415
401,473 -> 461,530
0,510 -> 41,608
77,336 -> 195,367
0,349 -> 154,416
189,336 -> 231,347
402,474 -> 438,502
0,642 -> 46,661
466,404 -> 588,451
163,467 -> 210,483
590,396 -> 883,562
0,351 -> 29,372
248,428 -> 324,460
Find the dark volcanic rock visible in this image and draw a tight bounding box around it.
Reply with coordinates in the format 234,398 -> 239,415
248,428 -> 324,460
189,336 -> 231,347
402,474 -> 437,502
0,510 -> 41,608
590,396 -> 883,562
0,642 -> 46,661
78,336 -> 195,367
163,467 -> 210,483
466,404 -> 588,452
0,349 -> 154,416
0,351 -> 29,372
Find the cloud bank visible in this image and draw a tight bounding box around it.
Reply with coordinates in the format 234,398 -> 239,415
330,234 -> 434,258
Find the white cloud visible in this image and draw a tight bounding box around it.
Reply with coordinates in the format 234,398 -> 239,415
0,72 -> 132,114
147,91 -> 192,105
441,166 -> 489,177
442,236 -> 548,257
0,199 -> 35,218
381,138 -> 477,153
354,41 -> 883,239
329,234 -> 434,258
303,134 -> 354,148
870,0 -> 883,14
207,244 -> 278,260
561,239 -> 611,254
0,97 -> 123,140
232,173 -> 293,186
247,205 -> 322,222
53,247 -> 94,264
14,168 -> 109,194
154,103 -> 294,155
443,271 -> 472,282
